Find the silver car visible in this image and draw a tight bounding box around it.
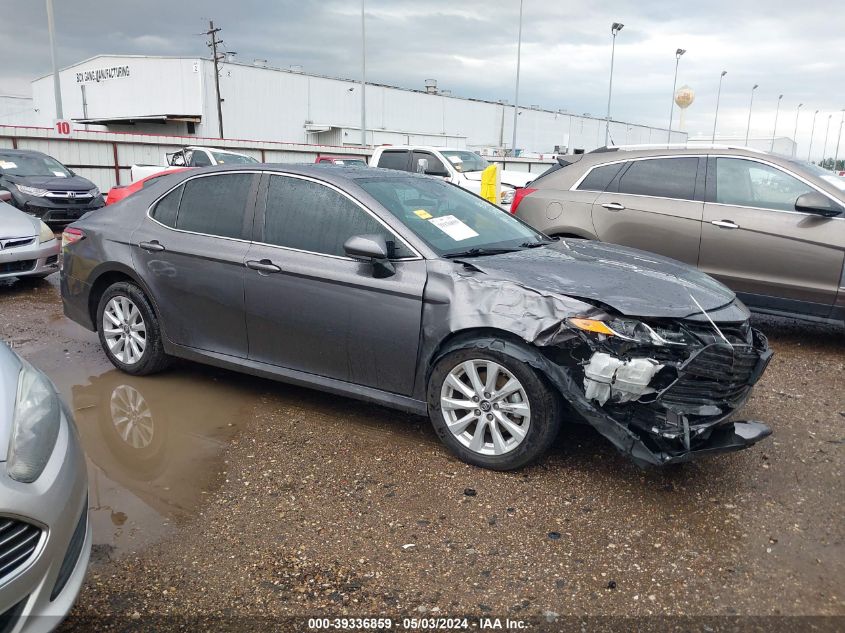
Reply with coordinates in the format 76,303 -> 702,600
0,343 -> 90,632
0,193 -> 60,281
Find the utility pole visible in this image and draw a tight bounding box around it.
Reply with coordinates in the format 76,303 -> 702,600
46,0 -> 63,119
821,113 -> 832,168
771,94 -> 783,151
792,103 -> 803,157
808,110 -> 818,161
745,84 -> 758,145
605,22 -> 624,146
834,110 -> 844,173
360,0 -> 367,146
206,20 -> 225,139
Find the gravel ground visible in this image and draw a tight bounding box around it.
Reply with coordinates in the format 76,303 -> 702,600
1,276 -> 842,631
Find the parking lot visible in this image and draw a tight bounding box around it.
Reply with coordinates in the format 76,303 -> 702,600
0,274 -> 841,628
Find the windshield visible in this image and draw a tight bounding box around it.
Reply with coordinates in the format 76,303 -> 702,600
210,151 -> 258,165
0,153 -> 72,178
358,176 -> 546,257
790,159 -> 845,192
441,151 -> 490,173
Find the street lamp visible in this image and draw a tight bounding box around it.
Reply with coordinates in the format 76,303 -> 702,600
807,109 -> 819,161
711,70 -> 727,143
511,0 -> 524,155
834,109 -> 844,174
745,84 -> 758,145
668,48 -> 686,143
821,113 -> 833,168
360,0 -> 367,146
770,94 -> 783,151
46,0 -> 63,119
604,22 -> 624,146
792,103 -> 803,157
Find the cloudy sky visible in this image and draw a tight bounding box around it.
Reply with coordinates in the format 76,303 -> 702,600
3,0 -> 843,160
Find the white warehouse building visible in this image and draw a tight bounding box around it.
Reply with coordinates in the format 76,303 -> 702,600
23,54 -> 685,154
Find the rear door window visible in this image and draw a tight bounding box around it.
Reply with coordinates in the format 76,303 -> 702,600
150,184 -> 183,228
175,173 -> 254,238
617,157 -> 698,200
263,175 -> 412,258
576,163 -> 626,192
376,150 -> 411,171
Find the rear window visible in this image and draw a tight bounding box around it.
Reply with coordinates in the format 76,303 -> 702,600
617,158 -> 698,200
576,163 -> 626,192
150,184 -> 183,227
377,151 -> 410,171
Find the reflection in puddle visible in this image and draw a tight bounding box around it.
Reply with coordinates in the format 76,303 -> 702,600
26,347 -> 262,558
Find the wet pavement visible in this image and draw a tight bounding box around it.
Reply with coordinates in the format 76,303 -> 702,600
0,275 -> 842,628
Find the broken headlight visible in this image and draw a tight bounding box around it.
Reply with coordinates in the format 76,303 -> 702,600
568,316 -> 693,347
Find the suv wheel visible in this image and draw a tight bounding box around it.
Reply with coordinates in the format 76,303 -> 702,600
427,346 -> 561,470
97,282 -> 170,375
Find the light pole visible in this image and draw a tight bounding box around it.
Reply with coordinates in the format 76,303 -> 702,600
668,48 -> 686,143
46,0 -> 63,119
511,0 -> 524,155
807,109 -> 819,161
834,110 -> 844,173
604,22 -> 624,146
711,70 -> 727,143
770,94 -> 783,151
821,113 -> 833,168
745,84 -> 758,145
792,103 -> 803,157
360,0 -> 367,146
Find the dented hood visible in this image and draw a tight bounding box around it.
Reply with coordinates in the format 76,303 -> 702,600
457,239 -> 742,320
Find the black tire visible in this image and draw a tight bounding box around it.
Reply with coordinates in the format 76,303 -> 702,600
427,345 -> 562,471
96,281 -> 171,375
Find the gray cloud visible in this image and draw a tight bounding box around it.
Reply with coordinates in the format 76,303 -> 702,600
2,0 -> 842,159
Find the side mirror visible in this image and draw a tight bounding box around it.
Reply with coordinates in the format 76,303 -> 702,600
0,190 -> 11,203
795,191 -> 843,217
343,234 -> 395,277
416,158 -> 429,174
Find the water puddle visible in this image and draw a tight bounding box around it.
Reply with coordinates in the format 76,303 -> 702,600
24,345 -> 263,559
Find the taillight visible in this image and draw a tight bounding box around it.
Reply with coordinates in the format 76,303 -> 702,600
510,187 -> 536,214
61,227 -> 85,248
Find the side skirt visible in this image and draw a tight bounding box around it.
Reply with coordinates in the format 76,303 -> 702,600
168,343 -> 429,416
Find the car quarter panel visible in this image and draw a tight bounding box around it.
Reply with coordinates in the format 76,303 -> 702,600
515,187 -> 599,238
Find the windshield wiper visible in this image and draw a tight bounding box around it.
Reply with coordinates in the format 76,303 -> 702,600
443,247 -> 522,259
519,240 -> 554,248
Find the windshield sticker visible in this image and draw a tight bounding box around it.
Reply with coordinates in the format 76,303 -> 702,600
413,209 -> 433,220
0,161 -> 17,169
446,156 -> 463,164
429,215 -> 479,241
52,171 -> 67,177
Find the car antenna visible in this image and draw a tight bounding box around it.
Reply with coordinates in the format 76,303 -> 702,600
689,293 -> 732,348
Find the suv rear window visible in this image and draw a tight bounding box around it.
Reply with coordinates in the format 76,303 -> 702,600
617,158 -> 698,200
576,163 -> 626,192
377,151 -> 410,171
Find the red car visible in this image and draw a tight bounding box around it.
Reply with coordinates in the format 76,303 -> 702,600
105,168 -> 191,205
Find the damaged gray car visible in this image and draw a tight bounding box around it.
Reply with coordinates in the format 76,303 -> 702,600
59,165 -> 772,470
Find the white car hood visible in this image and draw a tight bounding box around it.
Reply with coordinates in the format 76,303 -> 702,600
0,201 -> 38,239
463,169 -> 537,188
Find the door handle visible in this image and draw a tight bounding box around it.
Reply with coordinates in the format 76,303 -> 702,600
245,259 -> 282,274
139,240 -> 165,252
710,220 -> 740,229
601,202 -> 625,211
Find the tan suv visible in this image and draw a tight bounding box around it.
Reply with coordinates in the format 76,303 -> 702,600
512,147 -> 845,326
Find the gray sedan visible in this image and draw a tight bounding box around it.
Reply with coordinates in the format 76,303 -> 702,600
61,165 -> 772,470
0,193 -> 60,280
0,343 -> 90,632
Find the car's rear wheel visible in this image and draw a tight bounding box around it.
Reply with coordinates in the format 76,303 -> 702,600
97,282 -> 170,375
427,346 -> 561,470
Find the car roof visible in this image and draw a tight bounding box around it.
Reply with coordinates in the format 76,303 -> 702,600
168,163 -> 431,186
0,149 -> 48,158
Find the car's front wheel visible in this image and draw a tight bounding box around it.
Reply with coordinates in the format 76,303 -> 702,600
97,281 -> 170,375
427,346 -> 561,470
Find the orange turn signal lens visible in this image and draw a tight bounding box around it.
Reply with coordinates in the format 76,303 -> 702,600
568,318 -> 616,336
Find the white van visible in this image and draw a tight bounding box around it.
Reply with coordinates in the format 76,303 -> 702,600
369,146 -> 537,211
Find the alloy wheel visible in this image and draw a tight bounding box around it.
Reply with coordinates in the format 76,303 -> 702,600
440,359 -> 531,456
103,295 -> 147,365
